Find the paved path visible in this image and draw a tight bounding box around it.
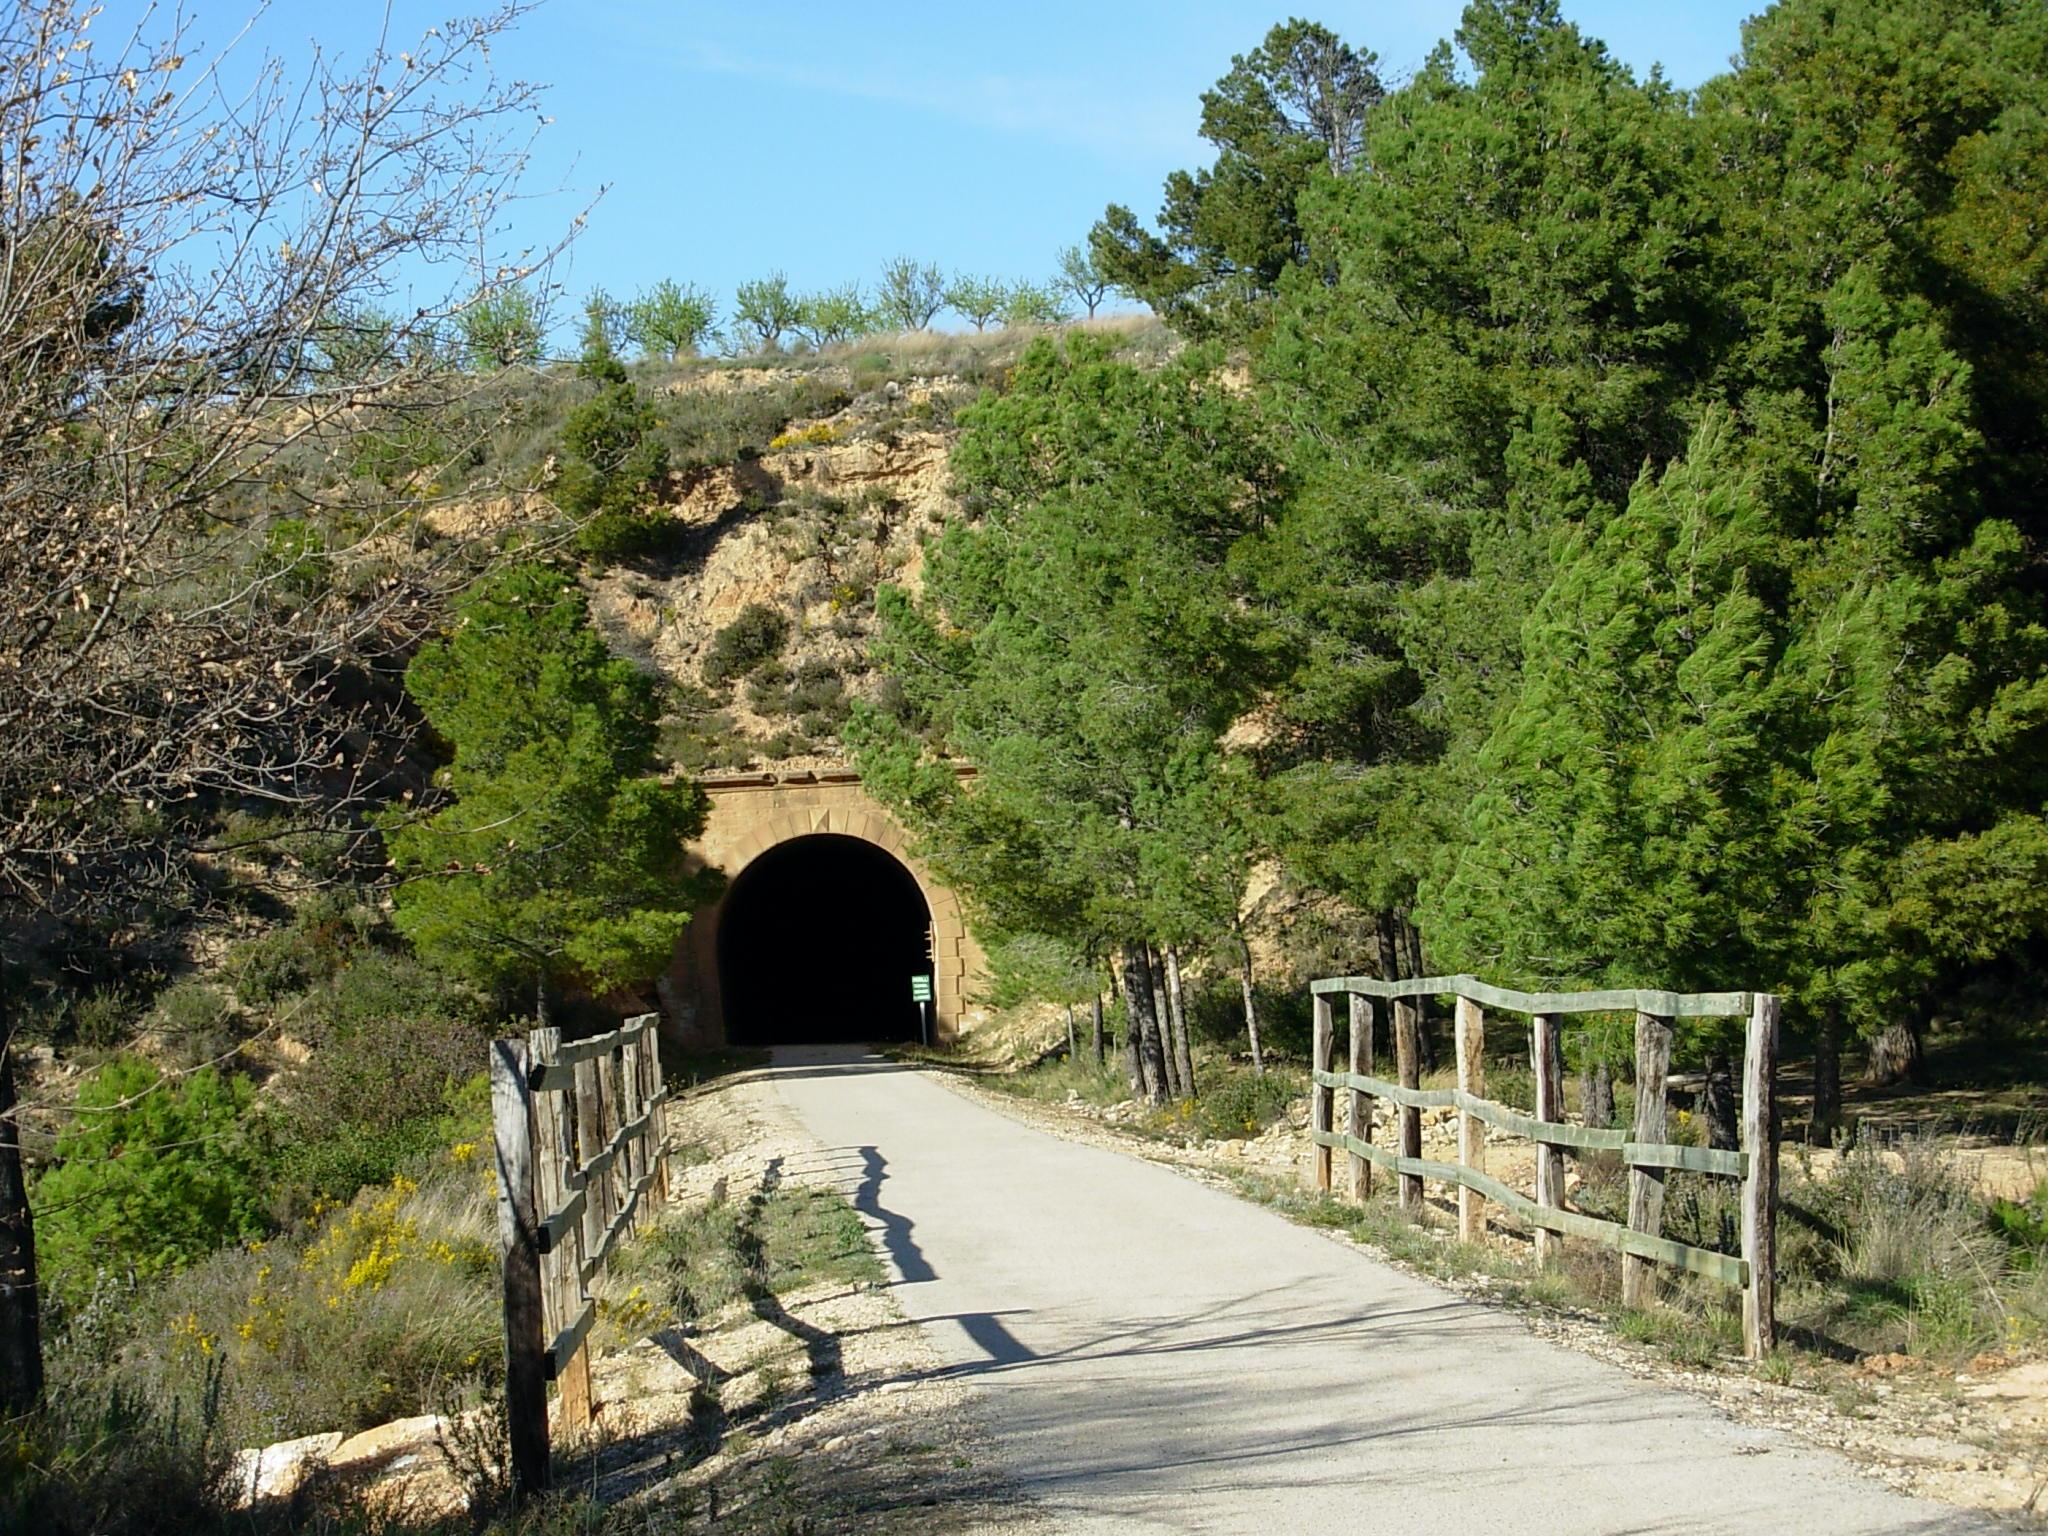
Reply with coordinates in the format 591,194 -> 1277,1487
770,1047 -> 1995,1535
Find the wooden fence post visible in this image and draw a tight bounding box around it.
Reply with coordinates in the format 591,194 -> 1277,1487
1742,993 -> 1781,1359
489,1037 -> 549,1499
1530,1012 -> 1565,1264
528,1028 -> 591,1436
1624,1010 -> 1674,1308
594,1051 -> 622,1228
616,1036 -> 645,1239
1347,994 -> 1373,1203
1310,994 -> 1334,1193
1454,996 -> 1487,1243
640,1018 -> 670,1208
572,1057 -> 607,1298
1394,992 -> 1424,1218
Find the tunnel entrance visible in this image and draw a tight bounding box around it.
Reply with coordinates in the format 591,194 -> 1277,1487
717,834 -> 933,1045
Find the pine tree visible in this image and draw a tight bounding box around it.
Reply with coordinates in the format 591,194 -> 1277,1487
1699,0 -> 2048,1106
1091,19 -> 1383,337
1420,415 -> 1787,997
1251,0 -> 1712,991
559,299 -> 672,560
388,566 -> 713,1020
855,336 -> 1283,1100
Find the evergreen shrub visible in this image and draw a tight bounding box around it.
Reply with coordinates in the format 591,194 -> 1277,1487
702,603 -> 789,689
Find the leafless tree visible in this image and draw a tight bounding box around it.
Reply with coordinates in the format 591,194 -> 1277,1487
0,0 -> 576,1410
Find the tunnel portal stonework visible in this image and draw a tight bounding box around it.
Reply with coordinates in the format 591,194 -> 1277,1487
660,770 -> 984,1048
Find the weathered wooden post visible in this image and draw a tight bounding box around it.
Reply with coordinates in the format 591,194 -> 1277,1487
1347,993 -> 1374,1203
1454,995 -> 1487,1242
489,1037 -> 549,1499
594,1049 -> 622,1227
528,1027 -> 592,1435
1623,1010 -> 1674,1308
1530,1011 -> 1565,1264
572,1055 -> 607,1302
616,1033 -> 645,1239
640,1016 -> 670,1208
1311,993 -> 1334,1193
1741,993 -> 1781,1359
1394,990 -> 1424,1217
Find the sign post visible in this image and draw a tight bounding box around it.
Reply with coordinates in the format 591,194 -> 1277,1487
910,973 -> 933,1047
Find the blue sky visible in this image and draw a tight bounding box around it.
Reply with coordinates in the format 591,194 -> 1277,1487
119,1 -> 1763,326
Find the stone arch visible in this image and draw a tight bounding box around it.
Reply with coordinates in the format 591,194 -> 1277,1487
660,775 -> 980,1047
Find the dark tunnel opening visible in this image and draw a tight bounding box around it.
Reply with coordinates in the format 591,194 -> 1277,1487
718,834 -> 933,1046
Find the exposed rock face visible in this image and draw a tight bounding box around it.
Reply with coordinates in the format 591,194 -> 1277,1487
586,378 -> 967,778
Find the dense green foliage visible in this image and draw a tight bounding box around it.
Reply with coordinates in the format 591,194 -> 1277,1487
869,0 -> 2048,1112
625,277 -> 719,361
389,565 -> 714,1015
1091,19 -> 1384,336
701,602 -> 791,690
456,282 -> 544,370
857,333 -> 1281,946
34,1060 -> 266,1306
270,947 -> 493,1207
558,305 -> 675,559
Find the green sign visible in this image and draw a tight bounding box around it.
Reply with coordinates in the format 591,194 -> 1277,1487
910,974 -> 933,1002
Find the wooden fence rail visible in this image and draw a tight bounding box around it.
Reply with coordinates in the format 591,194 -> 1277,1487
490,1012 -> 673,1499
1305,975 -> 1779,1359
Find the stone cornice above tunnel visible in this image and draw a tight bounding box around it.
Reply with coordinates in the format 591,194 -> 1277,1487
659,768 -> 986,1050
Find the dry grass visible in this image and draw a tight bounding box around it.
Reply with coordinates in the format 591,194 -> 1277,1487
1782,1133 -> 2048,1362
92,1146 -> 500,1450
704,311 -> 1176,385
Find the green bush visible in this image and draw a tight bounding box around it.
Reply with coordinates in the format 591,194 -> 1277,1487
576,506 -> 685,561
559,320 -> 674,562
655,681 -> 752,772
743,658 -> 792,711
652,376 -> 850,472
149,979 -> 239,1069
1783,1136 -> 2017,1360
310,944 -> 478,1036
347,414 -> 453,488
215,806 -> 356,879
761,726 -> 814,758
274,1038 -> 490,1213
1192,1063 -> 1300,1138
225,894 -> 378,1008
702,602 -> 790,688
259,518 -> 327,596
66,985 -> 138,1051
259,948 -> 488,1211
34,1058 -> 268,1309
1990,1178 -> 2048,1267
743,657 -> 849,730
119,1152 -> 499,1448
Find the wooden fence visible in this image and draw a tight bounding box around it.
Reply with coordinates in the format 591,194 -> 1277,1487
489,1012 -> 673,1498
1305,975 -> 1781,1359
